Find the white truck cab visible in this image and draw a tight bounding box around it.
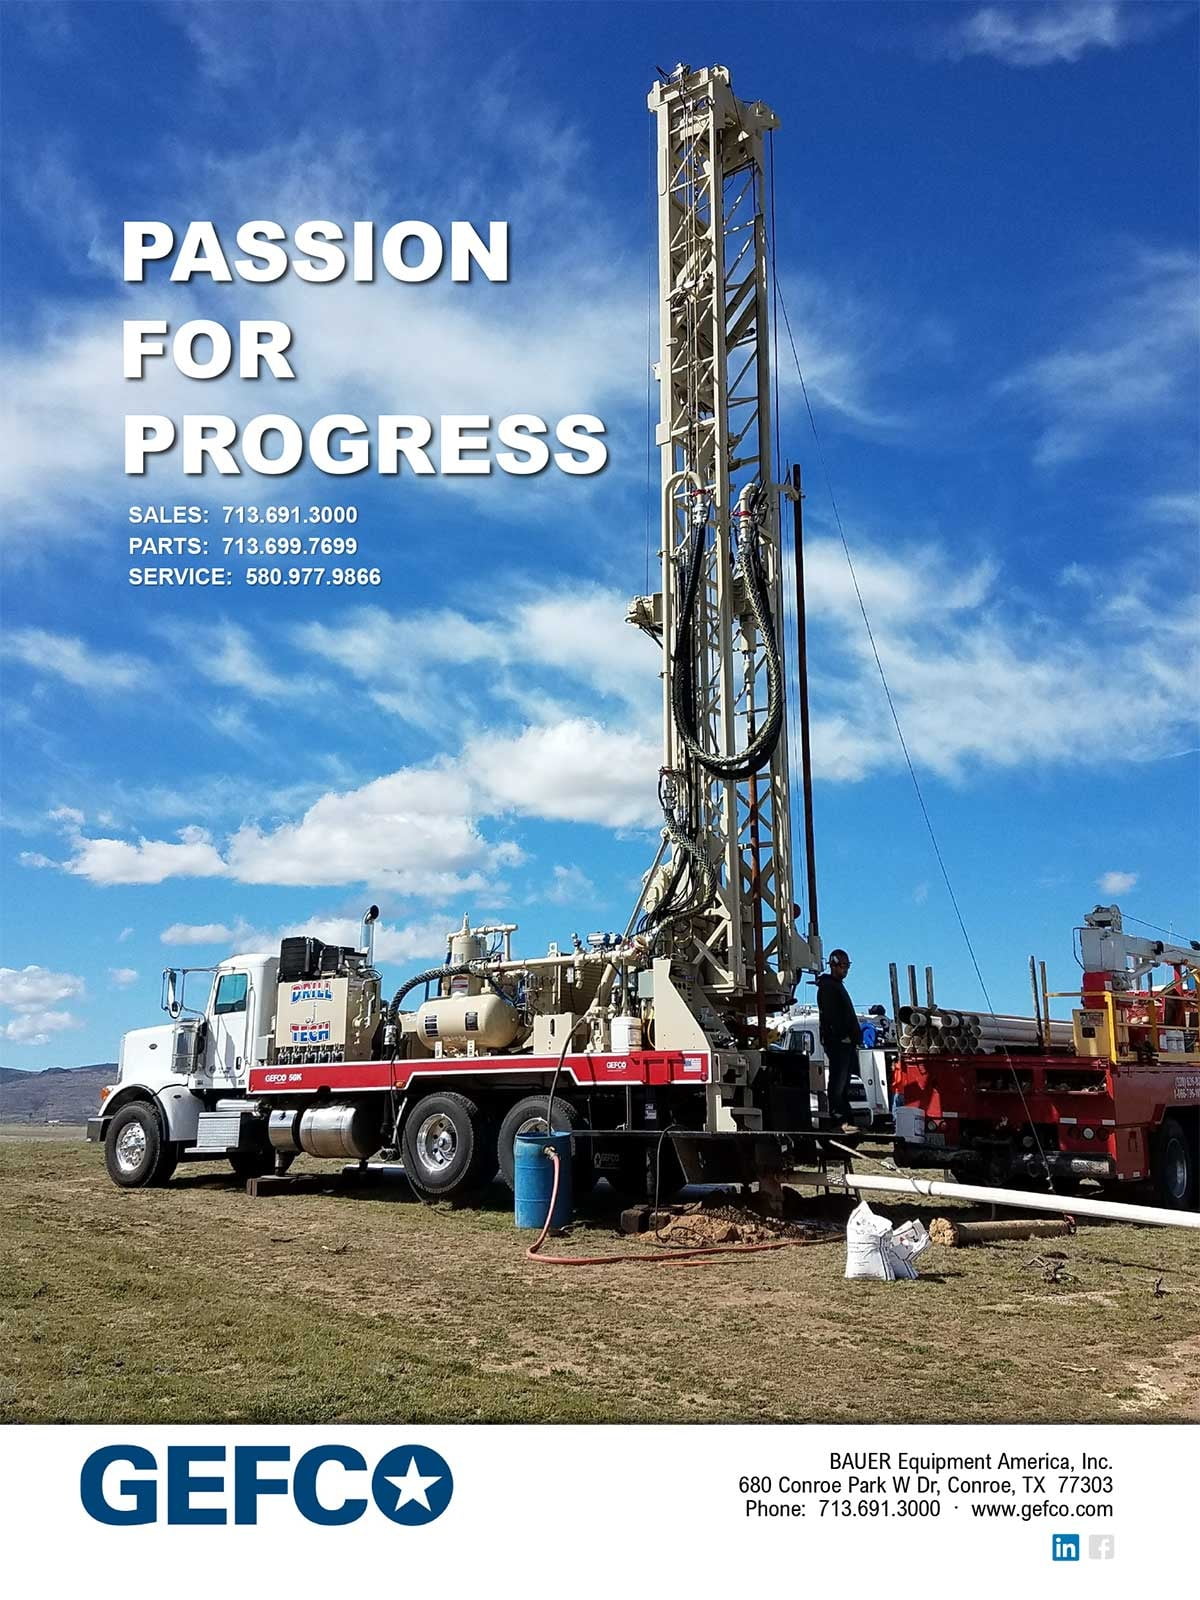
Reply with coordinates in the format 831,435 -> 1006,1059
87,953 -> 279,1186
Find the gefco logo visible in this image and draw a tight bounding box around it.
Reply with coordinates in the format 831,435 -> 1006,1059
291,1019 -> 332,1044
80,1443 -> 453,1526
292,982 -> 334,1005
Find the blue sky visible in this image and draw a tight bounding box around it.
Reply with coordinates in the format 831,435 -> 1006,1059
1,0 -> 1197,1067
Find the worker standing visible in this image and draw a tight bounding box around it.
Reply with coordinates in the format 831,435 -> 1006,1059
817,949 -> 860,1133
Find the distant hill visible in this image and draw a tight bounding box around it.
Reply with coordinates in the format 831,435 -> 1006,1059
0,1064 -> 116,1124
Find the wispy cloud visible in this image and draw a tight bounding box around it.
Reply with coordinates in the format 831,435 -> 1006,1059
1143,491 -> 1200,529
997,247 -> 1198,466
196,623 -> 291,699
797,532 -> 1198,781
0,629 -> 149,691
542,864 -> 598,907
944,3 -> 1169,68
777,273 -> 953,433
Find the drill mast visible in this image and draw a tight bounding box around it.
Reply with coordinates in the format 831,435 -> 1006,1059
639,63 -> 818,1026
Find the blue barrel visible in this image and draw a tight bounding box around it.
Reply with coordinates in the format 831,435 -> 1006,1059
514,1130 -> 573,1231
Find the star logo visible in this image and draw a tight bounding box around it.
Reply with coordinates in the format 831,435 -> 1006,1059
371,1445 -> 454,1525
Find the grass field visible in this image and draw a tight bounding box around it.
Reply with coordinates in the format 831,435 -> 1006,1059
2,1133 -> 1198,1424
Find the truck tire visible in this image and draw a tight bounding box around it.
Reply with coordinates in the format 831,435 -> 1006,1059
1150,1117 -> 1197,1210
497,1095 -> 594,1193
402,1091 -> 491,1202
104,1102 -> 179,1188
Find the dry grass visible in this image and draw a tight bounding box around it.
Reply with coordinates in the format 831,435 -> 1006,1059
2,1135 -> 1198,1424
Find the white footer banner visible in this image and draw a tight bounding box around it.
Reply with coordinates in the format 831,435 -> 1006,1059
0,1424 -> 1181,1592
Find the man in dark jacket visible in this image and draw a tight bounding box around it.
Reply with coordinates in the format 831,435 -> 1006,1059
816,948 -> 860,1133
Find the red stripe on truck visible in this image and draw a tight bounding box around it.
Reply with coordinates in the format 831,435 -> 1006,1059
248,1050 -> 711,1095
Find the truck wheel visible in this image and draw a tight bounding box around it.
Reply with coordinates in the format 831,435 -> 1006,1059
104,1102 -> 178,1188
402,1091 -> 491,1202
497,1096 -> 594,1193
1151,1118 -> 1197,1210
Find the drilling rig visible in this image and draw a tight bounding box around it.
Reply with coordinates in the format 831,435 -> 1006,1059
90,64 -> 830,1202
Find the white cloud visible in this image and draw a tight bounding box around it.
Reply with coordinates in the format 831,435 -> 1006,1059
0,629 -> 148,691
467,719 -> 661,828
65,759 -> 514,893
948,3 -> 1146,67
1,1010 -> 82,1046
17,852 -> 56,869
224,765 -> 521,894
65,826 -> 227,886
998,248 -> 1198,466
1098,870 -> 1138,895
0,966 -> 85,1009
108,968 -> 139,987
118,927 -> 135,942
0,966 -> 86,1048
543,864 -> 598,906
161,922 -> 240,945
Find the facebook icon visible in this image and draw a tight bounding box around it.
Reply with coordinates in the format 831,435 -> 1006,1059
1089,1535 -> 1115,1560
1052,1534 -> 1080,1562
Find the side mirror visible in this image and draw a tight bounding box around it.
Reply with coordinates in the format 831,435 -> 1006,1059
165,969 -> 182,1020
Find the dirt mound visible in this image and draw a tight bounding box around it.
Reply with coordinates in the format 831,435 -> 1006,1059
648,1204 -> 839,1249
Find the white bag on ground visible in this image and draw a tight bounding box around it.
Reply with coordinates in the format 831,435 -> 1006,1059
844,1200 -> 926,1280
890,1218 -> 931,1269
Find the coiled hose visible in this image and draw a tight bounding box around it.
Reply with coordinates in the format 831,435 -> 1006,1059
670,487 -> 784,781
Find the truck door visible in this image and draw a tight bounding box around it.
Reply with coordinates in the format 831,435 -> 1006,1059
207,969 -> 251,1089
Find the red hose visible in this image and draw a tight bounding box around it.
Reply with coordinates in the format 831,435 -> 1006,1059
525,1148 -> 832,1268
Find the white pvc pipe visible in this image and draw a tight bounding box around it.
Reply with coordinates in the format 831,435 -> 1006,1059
835,1171 -> 1200,1230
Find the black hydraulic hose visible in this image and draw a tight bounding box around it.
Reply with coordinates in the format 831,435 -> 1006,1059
388,961 -> 507,1021
544,1015 -> 591,1130
670,500 -> 785,780
641,776 -> 718,948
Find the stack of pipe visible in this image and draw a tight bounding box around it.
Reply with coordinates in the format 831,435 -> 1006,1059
897,1005 -> 1074,1056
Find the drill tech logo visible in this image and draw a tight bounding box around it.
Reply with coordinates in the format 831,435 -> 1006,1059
290,1019 -> 332,1044
80,1443 -> 453,1526
291,982 -> 334,1005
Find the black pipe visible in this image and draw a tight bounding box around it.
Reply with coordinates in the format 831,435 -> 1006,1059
792,463 -> 819,943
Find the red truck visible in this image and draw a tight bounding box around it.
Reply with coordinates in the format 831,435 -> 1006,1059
891,906 -> 1200,1210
